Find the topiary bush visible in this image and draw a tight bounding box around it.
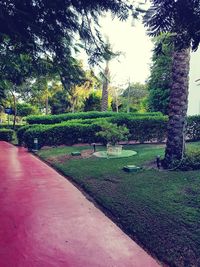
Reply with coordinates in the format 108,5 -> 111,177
0,128 -> 14,141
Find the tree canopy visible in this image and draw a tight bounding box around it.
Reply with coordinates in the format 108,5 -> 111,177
148,34 -> 173,115
0,0 -> 131,63
144,0 -> 200,50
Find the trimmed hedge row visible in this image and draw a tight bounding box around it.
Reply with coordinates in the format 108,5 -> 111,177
26,111 -> 162,125
19,114 -> 200,149
110,115 -> 168,142
0,124 -> 24,130
23,122 -> 102,149
22,116 -> 168,149
17,124 -> 37,145
0,129 -> 14,141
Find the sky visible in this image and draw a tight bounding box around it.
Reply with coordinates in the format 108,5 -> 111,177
81,11 -> 200,115
99,15 -> 153,87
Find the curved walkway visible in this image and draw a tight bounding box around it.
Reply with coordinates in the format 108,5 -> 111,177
0,142 -> 161,267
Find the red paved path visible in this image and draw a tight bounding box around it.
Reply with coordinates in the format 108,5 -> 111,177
0,142 -> 161,267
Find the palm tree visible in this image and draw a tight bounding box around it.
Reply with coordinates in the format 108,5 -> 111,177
101,60 -> 110,111
101,40 -> 121,111
144,0 -> 200,167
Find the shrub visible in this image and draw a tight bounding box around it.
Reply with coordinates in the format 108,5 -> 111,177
17,124 -> 37,145
0,128 -> 14,141
0,124 -> 23,130
110,115 -> 168,143
96,121 -> 129,145
17,103 -> 38,117
22,116 -> 166,149
170,148 -> 200,171
23,122 -> 102,149
26,111 -> 162,125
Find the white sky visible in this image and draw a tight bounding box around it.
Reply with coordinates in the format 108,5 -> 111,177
99,16 -> 153,87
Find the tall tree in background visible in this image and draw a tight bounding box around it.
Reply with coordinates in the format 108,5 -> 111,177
148,34 -> 173,115
84,92 -> 101,112
101,40 -> 121,111
122,82 -> 148,112
0,42 -> 43,128
144,0 -> 200,167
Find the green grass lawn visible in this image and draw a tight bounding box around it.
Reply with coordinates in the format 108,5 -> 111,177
37,142 -> 200,267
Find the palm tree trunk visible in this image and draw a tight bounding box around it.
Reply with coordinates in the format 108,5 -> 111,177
163,46 -> 191,167
101,61 -> 110,112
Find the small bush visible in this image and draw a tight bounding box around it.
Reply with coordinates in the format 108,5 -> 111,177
96,121 -> 129,145
177,148 -> 200,171
0,129 -> 14,141
165,148 -> 200,171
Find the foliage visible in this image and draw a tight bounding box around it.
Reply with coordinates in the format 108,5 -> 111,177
147,34 -> 173,115
186,115 -> 200,141
16,103 -> 38,117
144,0 -> 200,50
22,115 -> 166,149
110,115 -> 168,143
26,111 -> 162,125
144,0 -> 200,165
0,0 -> 132,65
168,147 -> 200,171
0,124 -> 23,130
96,121 -> 129,145
17,124 -> 36,146
122,82 -> 148,112
49,91 -> 71,115
0,128 -> 14,141
23,122 -> 101,149
21,114 -> 200,149
83,92 -> 101,112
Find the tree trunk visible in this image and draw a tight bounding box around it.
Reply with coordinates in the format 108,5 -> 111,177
45,96 -> 49,115
101,61 -> 110,112
163,46 -> 191,167
10,89 -> 17,130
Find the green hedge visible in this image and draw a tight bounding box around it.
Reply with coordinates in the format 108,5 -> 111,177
17,124 -> 37,145
0,124 -> 24,130
23,116 -> 167,149
110,115 -> 168,143
23,122 -> 102,149
21,115 -> 200,149
0,128 -> 14,141
26,111 -> 162,125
